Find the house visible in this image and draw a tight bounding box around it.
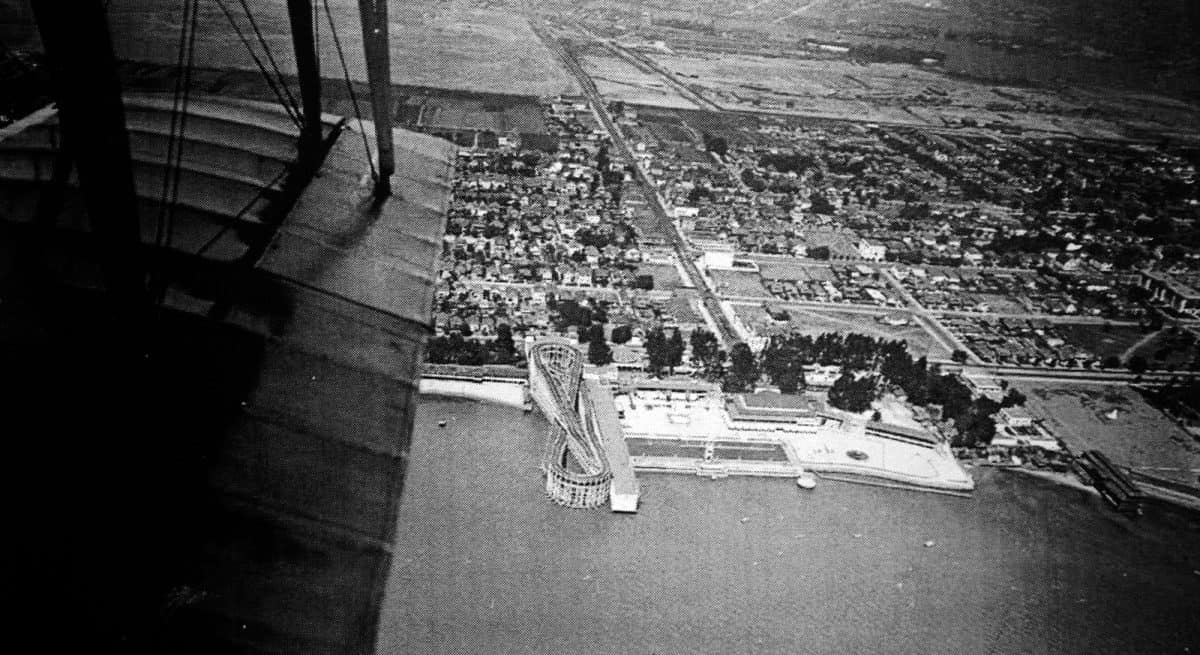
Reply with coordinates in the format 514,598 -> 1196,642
962,372 -> 1004,401
999,406 -> 1033,428
857,239 -> 887,262
724,391 -> 827,432
1140,270 -> 1200,315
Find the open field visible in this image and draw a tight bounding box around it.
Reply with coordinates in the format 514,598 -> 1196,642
1129,328 -> 1200,370
1019,383 -> 1200,486
2,0 -> 577,97
563,0 -> 1200,104
733,303 -> 950,359
806,308 -> 950,359
1053,322 -> 1148,364
634,263 -> 683,290
755,260 -> 839,283
635,50 -> 1197,138
710,269 -> 771,297
413,95 -> 546,133
572,43 -> 700,110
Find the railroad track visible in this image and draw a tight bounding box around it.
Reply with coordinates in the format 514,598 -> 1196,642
531,20 -> 738,345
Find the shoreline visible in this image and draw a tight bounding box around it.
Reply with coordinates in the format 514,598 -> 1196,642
418,379 -> 527,409
991,465 -> 1099,496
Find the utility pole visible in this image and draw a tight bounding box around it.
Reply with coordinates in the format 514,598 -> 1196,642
286,0 -> 323,172
359,0 -> 395,196
31,0 -> 144,308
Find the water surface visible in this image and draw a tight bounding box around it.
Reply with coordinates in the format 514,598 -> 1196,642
377,397 -> 1200,654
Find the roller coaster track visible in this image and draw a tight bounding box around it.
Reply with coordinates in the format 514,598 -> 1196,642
528,340 -> 613,508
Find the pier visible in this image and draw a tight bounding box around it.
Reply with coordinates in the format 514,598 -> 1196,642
582,379 -> 640,512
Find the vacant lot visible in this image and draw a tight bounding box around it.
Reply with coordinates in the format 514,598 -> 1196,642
756,260 -> 837,282
711,269 -> 771,297
415,96 -> 546,133
1053,322 -> 1147,363
1019,383 -> 1200,486
732,304 -> 949,359
29,1 -> 579,98
634,263 -> 683,290
574,43 -> 700,110
1128,328 -> 1200,370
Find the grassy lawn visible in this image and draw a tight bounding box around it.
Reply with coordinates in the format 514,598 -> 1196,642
1053,322 -> 1147,362
1128,327 -> 1200,370
636,263 -> 683,290
711,269 -> 771,297
733,304 -> 950,359
1019,383 -> 1200,486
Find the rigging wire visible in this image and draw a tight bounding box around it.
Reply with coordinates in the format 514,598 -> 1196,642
313,0 -> 320,61
235,0 -> 303,125
163,0 -> 201,259
153,0 -> 194,257
197,167 -> 289,257
211,0 -> 301,128
323,0 -> 377,182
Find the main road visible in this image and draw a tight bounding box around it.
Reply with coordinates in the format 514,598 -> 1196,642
531,19 -> 739,346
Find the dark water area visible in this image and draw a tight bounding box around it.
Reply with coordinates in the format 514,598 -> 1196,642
378,397 -> 1200,654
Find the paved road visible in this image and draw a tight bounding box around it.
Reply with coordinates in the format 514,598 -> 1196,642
877,266 -> 982,364
958,365 -> 1200,386
533,19 -> 738,346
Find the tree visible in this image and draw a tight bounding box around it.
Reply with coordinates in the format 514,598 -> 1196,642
807,245 -> 831,260
827,373 -> 876,413
954,397 -> 1000,447
689,328 -> 725,381
950,349 -> 969,364
809,191 -> 835,215
954,412 -> 996,448
1000,388 -> 1026,408
667,329 -> 685,372
610,324 -> 633,344
586,323 -> 612,366
775,363 -> 806,394
723,342 -> 759,392
554,299 -> 593,330
645,326 -> 670,374
702,132 -> 728,157
493,323 -> 517,365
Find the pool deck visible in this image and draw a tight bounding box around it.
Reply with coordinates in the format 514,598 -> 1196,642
615,391 -> 973,492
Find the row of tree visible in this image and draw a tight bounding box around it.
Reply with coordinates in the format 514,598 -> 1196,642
425,324 -> 521,366
725,329 -> 1026,447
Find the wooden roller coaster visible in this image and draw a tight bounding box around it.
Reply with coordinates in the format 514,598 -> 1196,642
528,340 -> 613,508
